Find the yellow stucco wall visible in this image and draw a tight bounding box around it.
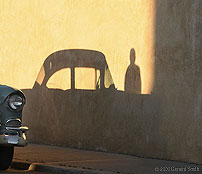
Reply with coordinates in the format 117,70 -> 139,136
0,0 -> 155,94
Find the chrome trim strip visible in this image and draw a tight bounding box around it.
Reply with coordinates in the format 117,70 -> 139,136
6,118 -> 22,125
6,126 -> 28,131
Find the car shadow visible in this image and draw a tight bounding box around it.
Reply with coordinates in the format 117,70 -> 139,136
21,49 -> 162,156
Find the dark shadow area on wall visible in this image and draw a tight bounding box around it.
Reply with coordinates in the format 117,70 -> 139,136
21,49 -> 161,155
153,0 -> 202,163
124,48 -> 141,94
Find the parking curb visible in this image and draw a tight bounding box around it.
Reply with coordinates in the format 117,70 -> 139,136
11,161 -> 115,174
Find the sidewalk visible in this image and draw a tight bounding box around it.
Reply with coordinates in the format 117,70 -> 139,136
13,144 -> 202,174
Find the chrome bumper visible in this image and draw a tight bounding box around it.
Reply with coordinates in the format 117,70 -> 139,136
0,126 -> 28,147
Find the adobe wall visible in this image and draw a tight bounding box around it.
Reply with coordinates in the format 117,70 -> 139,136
152,0 -> 202,163
0,0 -> 155,93
0,0 -> 202,164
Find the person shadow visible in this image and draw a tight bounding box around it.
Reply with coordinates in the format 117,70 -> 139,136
124,48 -> 141,94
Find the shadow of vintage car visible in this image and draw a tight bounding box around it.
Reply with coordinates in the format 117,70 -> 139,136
22,49 -> 119,144
22,49 -> 159,151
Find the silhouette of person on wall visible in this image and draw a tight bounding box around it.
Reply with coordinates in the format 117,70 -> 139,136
124,48 -> 141,94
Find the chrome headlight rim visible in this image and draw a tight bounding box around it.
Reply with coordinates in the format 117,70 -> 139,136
7,92 -> 26,112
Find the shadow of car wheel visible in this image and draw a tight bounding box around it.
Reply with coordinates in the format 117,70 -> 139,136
0,146 -> 14,170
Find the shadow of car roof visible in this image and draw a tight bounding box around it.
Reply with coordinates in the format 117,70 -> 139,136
43,49 -> 107,73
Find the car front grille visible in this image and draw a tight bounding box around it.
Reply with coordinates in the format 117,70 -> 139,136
5,119 -> 21,127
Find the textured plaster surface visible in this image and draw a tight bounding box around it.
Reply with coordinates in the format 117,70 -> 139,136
153,0 -> 202,163
0,0 -> 202,164
0,0 -> 155,93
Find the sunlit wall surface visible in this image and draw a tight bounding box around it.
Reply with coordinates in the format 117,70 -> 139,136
0,0 -> 155,94
47,68 -> 71,90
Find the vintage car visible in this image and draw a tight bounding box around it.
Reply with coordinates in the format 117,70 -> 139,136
0,85 -> 28,170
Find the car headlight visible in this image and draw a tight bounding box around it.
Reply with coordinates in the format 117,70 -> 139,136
8,93 -> 25,111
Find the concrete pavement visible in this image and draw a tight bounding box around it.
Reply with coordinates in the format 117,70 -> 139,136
12,144 -> 202,174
